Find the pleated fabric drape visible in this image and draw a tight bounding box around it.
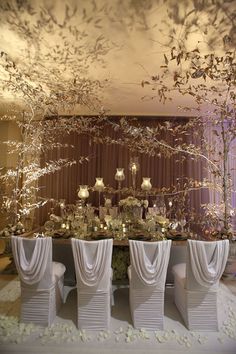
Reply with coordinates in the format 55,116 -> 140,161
129,240 -> 171,286
11,236 -> 51,285
188,239 -> 229,287
71,238 -> 113,287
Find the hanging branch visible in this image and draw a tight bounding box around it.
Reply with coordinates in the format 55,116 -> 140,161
141,1 -> 236,237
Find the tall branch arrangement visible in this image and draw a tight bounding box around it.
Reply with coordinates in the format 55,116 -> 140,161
0,0 -> 115,228
0,0 -> 235,239
141,0 -> 236,237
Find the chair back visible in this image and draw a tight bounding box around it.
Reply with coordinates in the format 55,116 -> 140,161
71,238 -> 113,290
129,240 -> 171,290
186,239 -> 229,291
11,236 -> 53,289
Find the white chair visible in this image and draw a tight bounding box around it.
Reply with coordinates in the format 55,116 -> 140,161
11,236 -> 66,326
128,239 -> 172,330
71,238 -> 113,330
172,239 -> 229,331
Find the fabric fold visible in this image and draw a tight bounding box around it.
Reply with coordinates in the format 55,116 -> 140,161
188,239 -> 229,287
71,239 -> 112,287
11,236 -> 51,285
129,240 -> 171,286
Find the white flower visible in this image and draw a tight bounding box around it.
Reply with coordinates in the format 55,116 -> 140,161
119,196 -> 141,208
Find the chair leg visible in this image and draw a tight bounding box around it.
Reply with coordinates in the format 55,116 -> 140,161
63,285 -> 76,304
174,278 -> 187,325
55,276 -> 65,309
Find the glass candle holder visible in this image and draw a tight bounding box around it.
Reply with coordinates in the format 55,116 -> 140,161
94,177 -> 105,192
115,168 -> 125,182
78,185 -> 89,200
141,177 -> 152,191
115,168 -> 125,207
94,177 -> 105,208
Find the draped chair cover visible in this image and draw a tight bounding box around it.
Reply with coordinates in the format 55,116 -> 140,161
172,239 -> 229,331
71,238 -> 112,288
129,240 -> 171,286
71,238 -> 113,329
11,236 -> 51,285
11,236 -> 66,326
188,239 -> 229,288
128,240 -> 172,330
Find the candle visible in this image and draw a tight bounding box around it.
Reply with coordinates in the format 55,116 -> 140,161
131,163 -> 137,173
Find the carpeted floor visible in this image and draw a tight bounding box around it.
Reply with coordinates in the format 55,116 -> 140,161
0,277 -> 236,354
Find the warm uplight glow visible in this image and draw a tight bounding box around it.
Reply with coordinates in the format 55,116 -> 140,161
141,177 -> 152,191
94,177 -> 105,192
78,185 -> 89,199
115,168 -> 125,181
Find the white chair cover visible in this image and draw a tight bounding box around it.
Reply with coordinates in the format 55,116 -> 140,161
129,240 -> 171,286
188,239 -> 229,287
11,236 -> 51,285
11,236 -> 66,326
71,238 -> 112,287
71,238 -> 113,330
172,239 -> 229,331
128,240 -> 171,330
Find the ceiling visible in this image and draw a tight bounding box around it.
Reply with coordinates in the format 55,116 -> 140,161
0,0 -> 235,117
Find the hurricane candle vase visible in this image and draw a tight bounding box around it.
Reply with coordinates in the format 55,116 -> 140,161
78,185 -> 89,206
129,157 -> 140,195
115,168 -> 125,206
94,177 -> 105,207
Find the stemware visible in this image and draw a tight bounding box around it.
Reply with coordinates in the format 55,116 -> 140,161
179,217 -> 186,232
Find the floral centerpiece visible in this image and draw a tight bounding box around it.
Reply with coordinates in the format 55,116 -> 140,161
154,215 -> 170,228
0,222 -> 25,237
145,213 -> 170,233
119,196 -> 141,209
119,196 -> 142,222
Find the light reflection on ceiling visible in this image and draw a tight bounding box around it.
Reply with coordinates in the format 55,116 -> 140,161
0,0 -> 235,117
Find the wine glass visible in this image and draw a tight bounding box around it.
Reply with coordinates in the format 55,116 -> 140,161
179,217 -> 186,232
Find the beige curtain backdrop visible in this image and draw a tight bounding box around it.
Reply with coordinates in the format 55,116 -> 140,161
36,118 -> 208,226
